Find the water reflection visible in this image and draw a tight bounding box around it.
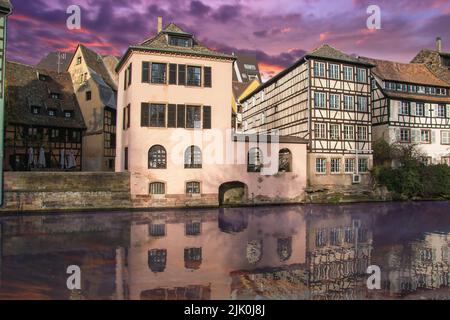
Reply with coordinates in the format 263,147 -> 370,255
0,202 -> 449,300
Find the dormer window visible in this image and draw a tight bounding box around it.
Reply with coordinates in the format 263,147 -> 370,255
31,106 -> 41,114
48,109 -> 57,117
64,111 -> 73,118
38,74 -> 47,81
51,93 -> 61,100
169,36 -> 192,47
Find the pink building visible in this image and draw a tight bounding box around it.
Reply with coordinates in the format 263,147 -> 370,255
115,19 -> 308,207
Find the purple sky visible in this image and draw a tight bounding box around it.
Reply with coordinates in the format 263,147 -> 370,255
7,0 -> 450,79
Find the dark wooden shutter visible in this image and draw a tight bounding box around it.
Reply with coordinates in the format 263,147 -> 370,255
127,104 -> 131,128
124,147 -> 128,171
142,62 -> 150,83
141,103 -> 149,127
168,104 -> 177,128
177,104 -> 185,128
128,64 -> 132,86
169,64 -> 177,85
124,69 -> 127,90
204,67 -> 212,87
203,106 -> 211,129
123,108 -> 126,130
178,65 -> 186,85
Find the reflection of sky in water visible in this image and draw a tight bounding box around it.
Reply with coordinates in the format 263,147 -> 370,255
0,201 -> 449,300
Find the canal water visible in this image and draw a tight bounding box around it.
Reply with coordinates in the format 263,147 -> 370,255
0,201 -> 449,300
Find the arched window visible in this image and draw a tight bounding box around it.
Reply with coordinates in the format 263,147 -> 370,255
184,145 -> 202,168
148,145 -> 167,169
278,148 -> 292,172
247,148 -> 263,172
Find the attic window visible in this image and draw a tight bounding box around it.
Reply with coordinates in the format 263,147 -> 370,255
48,109 -> 57,117
51,93 -> 61,100
169,36 -> 192,47
442,56 -> 450,68
38,74 -> 47,81
31,106 -> 41,114
76,56 -> 82,65
244,64 -> 257,71
64,111 -> 73,118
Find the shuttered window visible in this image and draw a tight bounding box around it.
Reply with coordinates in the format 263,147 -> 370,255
177,105 -> 185,128
124,147 -> 128,171
186,106 -> 201,129
204,67 -> 212,87
203,106 -> 211,129
150,104 -> 166,127
141,103 -> 149,127
178,64 -> 186,85
169,64 -> 177,84
142,62 -> 150,83
167,104 -> 177,128
128,63 -> 132,86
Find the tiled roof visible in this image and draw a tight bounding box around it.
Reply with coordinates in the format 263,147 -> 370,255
0,0 -> 12,13
411,49 -> 450,85
79,45 -> 117,90
117,23 -> 234,71
306,44 -> 375,67
362,57 -> 450,87
5,61 -> 86,129
36,51 -> 74,73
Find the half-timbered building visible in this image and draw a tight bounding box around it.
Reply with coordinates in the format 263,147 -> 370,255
363,57 -> 450,166
241,45 -> 375,186
4,61 -> 86,171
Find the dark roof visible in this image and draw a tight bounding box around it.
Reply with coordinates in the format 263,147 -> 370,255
241,44 -> 374,102
0,0 -> 12,13
5,61 -> 86,129
232,81 -> 251,99
36,51 -> 74,73
78,45 -> 117,90
361,57 -> 450,87
233,53 -> 262,82
116,23 -> 235,72
411,49 -> 450,84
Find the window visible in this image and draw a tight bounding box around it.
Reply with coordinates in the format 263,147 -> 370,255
169,64 -> 177,84
357,126 -> 368,141
357,96 -> 367,112
358,158 -> 368,173
421,157 -> 432,166
178,64 -> 186,85
399,102 -> 410,115
421,130 -> 431,143
149,182 -> 165,195
344,95 -> 354,110
31,106 -> 40,114
315,229 -> 327,247
186,105 -> 201,129
151,63 -> 167,84
248,148 -> 263,172
149,104 -> 166,127
314,123 -> 326,139
244,64 -> 257,70
331,159 -> 341,173
148,249 -> 167,273
343,66 -> 353,81
329,64 -> 340,79
204,67 -> 212,87
314,62 -> 325,77
186,181 -> 201,194
123,104 -> 130,129
86,91 -> 92,101
64,111 -> 73,118
149,224 -> 166,237
441,131 -> 450,145
278,148 -> 292,172
186,221 -> 201,236
314,92 -> 326,108
316,158 -> 326,174
203,106 -> 211,129
330,94 -> 339,109
169,36 -> 191,47
345,158 -> 355,173
185,145 -> 202,169
400,128 -> 411,143
142,62 -> 150,83
330,124 -> 340,140
76,56 -> 82,65
442,157 -> 450,166
48,109 -> 56,116
127,63 -> 132,86
51,93 -> 60,100
187,66 -> 201,86
416,103 -> 425,116
437,105 -> 446,117
148,145 -> 167,169
68,130 -> 80,143
356,68 -> 367,83
330,228 -> 342,246
184,248 -> 202,269
49,129 -> 61,142
344,125 -> 355,140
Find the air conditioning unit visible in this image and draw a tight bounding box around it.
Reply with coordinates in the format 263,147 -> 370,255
352,174 -> 361,184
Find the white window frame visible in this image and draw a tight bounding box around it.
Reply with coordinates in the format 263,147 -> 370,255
344,125 -> 355,140
357,96 -> 367,112
331,158 -> 341,174
329,64 -> 340,79
356,68 -> 367,83
441,131 -> 450,145
316,158 -> 327,174
314,62 -> 325,77
330,94 -> 340,109
314,123 -> 327,139
357,126 -> 368,141
343,66 -> 353,81
314,92 -> 326,108
330,124 -> 340,140
344,95 -> 354,110
345,158 -> 355,174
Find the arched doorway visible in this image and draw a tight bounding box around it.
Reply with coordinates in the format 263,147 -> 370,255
218,181 -> 248,206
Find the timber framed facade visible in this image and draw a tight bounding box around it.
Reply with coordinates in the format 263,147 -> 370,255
242,45 -> 375,186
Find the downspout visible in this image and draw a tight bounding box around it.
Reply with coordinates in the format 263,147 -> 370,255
0,7 -> 12,207
305,58 -> 311,186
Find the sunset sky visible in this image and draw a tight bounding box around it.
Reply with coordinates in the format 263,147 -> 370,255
7,0 -> 450,80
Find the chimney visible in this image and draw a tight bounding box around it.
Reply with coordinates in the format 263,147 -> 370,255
157,16 -> 163,33
436,37 -> 442,53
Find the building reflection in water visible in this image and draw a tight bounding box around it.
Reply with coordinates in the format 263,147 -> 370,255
0,202 -> 449,300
